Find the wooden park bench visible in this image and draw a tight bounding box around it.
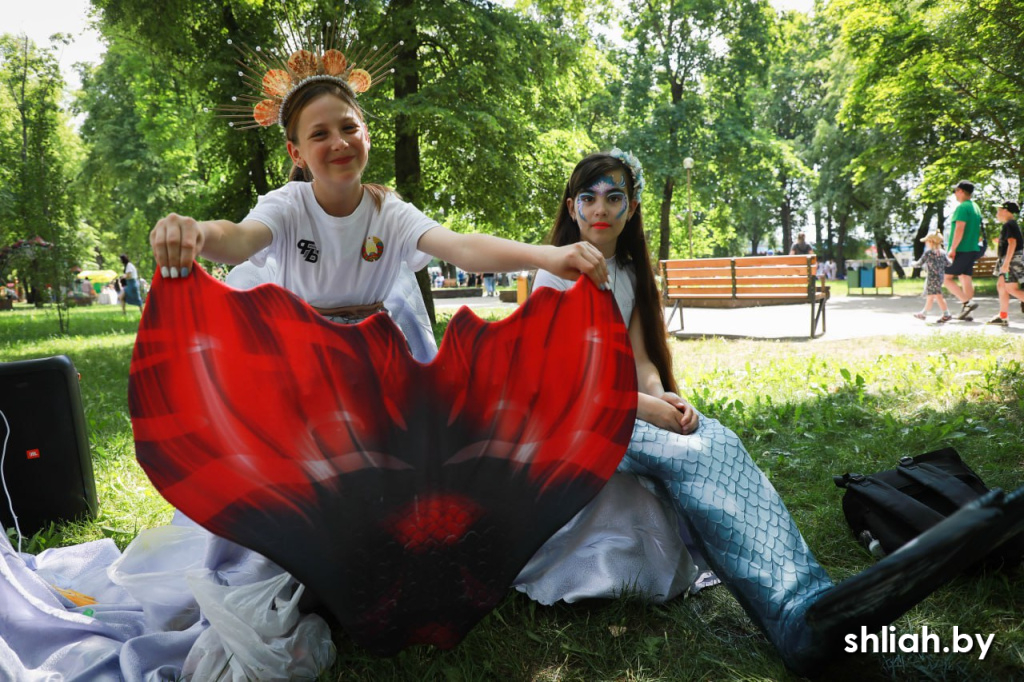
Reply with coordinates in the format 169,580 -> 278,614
659,255 -> 829,338
973,255 -> 998,278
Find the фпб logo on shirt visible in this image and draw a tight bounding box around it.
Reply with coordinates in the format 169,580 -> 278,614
297,239 -> 319,263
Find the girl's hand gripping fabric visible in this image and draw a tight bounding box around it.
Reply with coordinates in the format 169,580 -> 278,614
150,213 -> 205,278
546,241 -> 610,288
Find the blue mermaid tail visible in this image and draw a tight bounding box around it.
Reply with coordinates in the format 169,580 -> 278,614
620,418 -> 1024,675
619,418 -> 832,672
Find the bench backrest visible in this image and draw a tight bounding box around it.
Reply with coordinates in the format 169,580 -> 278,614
975,255 -> 998,276
660,255 -> 820,300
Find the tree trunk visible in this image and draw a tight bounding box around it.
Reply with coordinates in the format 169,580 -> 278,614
877,236 -> 905,279
827,207 -> 834,257
250,139 -> 270,196
780,173 -> 792,254
836,211 -> 849,274
814,205 -> 823,253
661,72 -> 684,262
659,176 -> 674,261
391,1 -> 436,325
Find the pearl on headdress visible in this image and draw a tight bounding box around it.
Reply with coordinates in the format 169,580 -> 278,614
228,122 -> 235,127
238,71 -> 243,76
231,96 -> 237,101
255,46 -> 261,52
227,39 -> 233,45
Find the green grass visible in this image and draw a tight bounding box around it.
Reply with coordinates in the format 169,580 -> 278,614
2,302 -> 1023,681
830,274 -> 1000,298
1,303 -> 172,552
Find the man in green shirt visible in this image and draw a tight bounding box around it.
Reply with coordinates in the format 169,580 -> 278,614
945,180 -> 984,319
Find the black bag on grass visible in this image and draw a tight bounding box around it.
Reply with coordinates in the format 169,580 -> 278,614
833,447 -> 1024,566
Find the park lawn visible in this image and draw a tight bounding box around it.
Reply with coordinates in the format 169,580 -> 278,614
2,301 -> 1023,681
828,274 -> 1000,298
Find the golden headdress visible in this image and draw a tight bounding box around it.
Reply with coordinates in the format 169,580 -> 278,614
219,18 -> 400,130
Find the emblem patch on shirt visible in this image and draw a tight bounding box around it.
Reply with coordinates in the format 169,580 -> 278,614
297,239 -> 320,263
362,236 -> 384,262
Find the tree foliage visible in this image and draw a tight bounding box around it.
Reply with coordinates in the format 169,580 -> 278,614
837,0 -> 1023,216
3,0 -> 1023,307
0,33 -> 87,330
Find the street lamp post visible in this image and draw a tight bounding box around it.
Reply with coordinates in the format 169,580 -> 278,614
683,157 -> 694,257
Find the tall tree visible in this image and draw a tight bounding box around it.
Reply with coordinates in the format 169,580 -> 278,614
381,0 -> 605,318
762,11 -> 820,254
0,33 -> 85,330
616,0 -> 776,261
837,0 -> 1023,226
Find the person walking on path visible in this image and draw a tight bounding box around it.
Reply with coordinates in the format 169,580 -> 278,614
482,272 -> 496,297
119,254 -> 144,314
944,180 -> 984,319
912,233 -> 953,323
986,201 -> 1024,326
790,232 -> 813,256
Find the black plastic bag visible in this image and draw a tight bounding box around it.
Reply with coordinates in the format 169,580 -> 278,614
834,447 -> 1024,566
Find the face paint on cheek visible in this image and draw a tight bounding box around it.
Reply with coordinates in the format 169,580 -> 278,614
611,193 -> 629,220
576,174 -> 629,228
575,195 -> 587,224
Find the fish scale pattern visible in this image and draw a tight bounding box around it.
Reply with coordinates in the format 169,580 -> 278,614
618,417 -> 833,671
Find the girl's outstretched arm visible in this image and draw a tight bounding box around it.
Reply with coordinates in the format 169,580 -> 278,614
417,228 -> 609,287
628,309 -> 699,435
150,214 -> 272,276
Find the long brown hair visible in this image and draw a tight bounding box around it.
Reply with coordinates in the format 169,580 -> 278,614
282,81 -> 393,210
547,152 -> 677,394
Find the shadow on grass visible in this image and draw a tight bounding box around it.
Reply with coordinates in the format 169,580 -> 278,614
324,371 -> 1024,681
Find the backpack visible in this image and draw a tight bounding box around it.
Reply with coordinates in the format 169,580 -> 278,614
833,447 -> 1024,566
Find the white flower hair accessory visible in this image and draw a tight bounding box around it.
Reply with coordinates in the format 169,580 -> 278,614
609,147 -> 645,203
218,18 -> 401,130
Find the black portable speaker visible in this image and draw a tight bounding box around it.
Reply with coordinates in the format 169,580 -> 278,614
0,355 -> 98,536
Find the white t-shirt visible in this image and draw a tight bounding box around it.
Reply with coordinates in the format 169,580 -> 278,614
533,255 -> 636,326
245,182 -> 437,308
124,262 -> 138,280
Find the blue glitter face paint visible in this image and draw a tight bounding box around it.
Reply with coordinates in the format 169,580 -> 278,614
576,174 -> 629,228
569,169 -> 634,258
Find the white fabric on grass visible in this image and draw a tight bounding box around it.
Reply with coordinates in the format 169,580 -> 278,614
0,512 -> 334,681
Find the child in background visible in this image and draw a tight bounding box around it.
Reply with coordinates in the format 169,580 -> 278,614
986,200 -> 1024,326
912,232 -> 952,322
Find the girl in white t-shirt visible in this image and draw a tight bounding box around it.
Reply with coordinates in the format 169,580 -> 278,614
517,151 -> 1009,675
149,80 -> 608,317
